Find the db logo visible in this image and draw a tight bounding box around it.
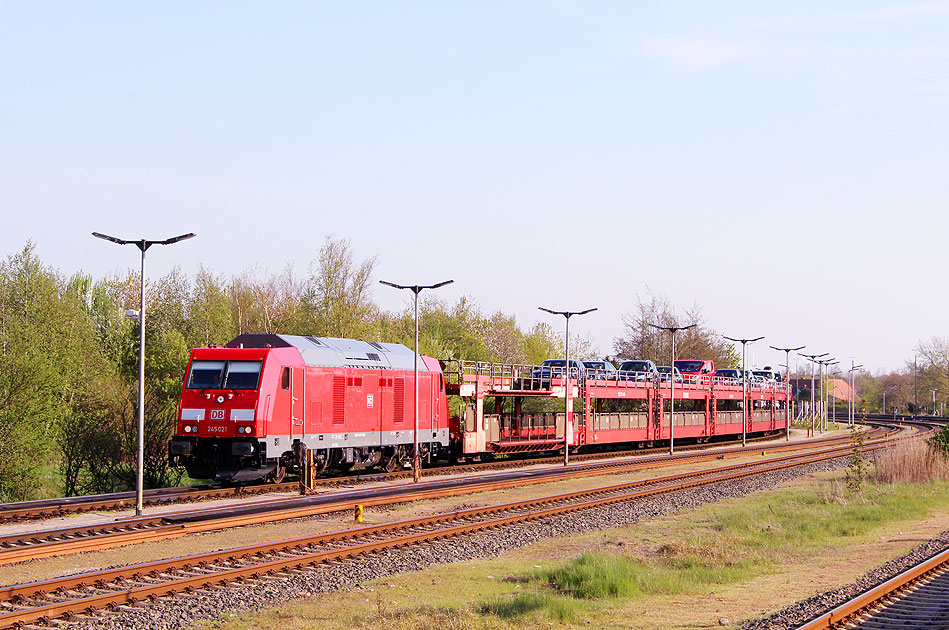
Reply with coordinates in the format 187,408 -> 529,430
210,409 -> 225,420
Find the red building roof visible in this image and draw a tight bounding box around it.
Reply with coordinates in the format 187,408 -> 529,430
789,378 -> 860,403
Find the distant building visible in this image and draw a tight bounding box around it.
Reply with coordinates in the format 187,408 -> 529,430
789,378 -> 859,403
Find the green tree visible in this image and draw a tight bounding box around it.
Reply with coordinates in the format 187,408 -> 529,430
846,425 -> 869,494
187,266 -> 235,347
0,245 -> 123,500
929,425 -> 949,457
520,322 -> 562,365
386,296 -> 490,361
915,337 -> 949,413
301,237 -> 377,338
483,311 -> 527,364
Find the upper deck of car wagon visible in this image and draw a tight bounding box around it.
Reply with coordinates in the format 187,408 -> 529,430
443,359 -> 788,400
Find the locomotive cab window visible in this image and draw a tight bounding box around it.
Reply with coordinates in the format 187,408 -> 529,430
187,361 -> 225,389
224,361 -> 263,390
281,367 -> 290,390
187,360 -> 262,390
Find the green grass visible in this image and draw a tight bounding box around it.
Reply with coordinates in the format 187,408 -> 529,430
480,479 -> 949,622
482,590 -> 581,622
180,473 -> 213,486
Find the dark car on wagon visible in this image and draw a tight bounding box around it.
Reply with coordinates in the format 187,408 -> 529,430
617,360 -> 659,382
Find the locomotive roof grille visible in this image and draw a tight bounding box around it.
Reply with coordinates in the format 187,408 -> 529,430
224,334 -> 428,371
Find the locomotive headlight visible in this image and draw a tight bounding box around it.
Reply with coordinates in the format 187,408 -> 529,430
183,425 -> 192,433
215,395 -> 225,404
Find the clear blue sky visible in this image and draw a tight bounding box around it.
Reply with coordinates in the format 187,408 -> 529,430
3,2 -> 947,374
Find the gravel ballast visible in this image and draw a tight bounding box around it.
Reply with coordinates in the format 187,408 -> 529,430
63,456 -> 905,630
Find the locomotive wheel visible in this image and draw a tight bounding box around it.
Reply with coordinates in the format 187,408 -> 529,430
268,464 -> 287,484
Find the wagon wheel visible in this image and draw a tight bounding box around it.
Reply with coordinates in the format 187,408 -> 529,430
268,464 -> 287,484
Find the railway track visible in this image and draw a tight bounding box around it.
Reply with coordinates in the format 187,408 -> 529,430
0,439 -> 895,629
0,430 -> 873,525
0,428 -> 902,566
0,482 -> 299,524
796,547 -> 949,629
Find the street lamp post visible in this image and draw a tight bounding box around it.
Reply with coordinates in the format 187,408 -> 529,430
848,362 -> 863,426
649,323 -> 696,455
778,362 -> 791,430
799,353 -> 828,436
830,362 -> 840,422
849,367 -> 853,426
724,335 -> 764,447
770,345 -> 804,441
914,352 -> 918,414
379,279 -> 454,482
821,360 -> 838,432
92,231 -> 196,516
815,358 -> 836,433
539,307 -> 597,465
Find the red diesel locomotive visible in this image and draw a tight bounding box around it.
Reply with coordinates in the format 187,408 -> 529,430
168,334 -> 450,482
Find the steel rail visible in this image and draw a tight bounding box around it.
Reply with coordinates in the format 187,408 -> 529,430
795,547 -> 949,629
0,442 -> 894,629
0,482 -> 302,524
0,424 -> 905,566
0,427 -> 901,566
0,410 -> 920,525
0,431 -> 794,524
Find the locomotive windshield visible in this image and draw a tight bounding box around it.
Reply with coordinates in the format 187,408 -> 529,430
187,360 -> 262,390
188,361 -> 225,388
224,361 -> 263,389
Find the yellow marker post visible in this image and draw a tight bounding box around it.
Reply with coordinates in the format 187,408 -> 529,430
355,504 -> 364,522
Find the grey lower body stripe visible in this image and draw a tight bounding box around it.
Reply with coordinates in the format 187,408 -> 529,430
254,429 -> 451,452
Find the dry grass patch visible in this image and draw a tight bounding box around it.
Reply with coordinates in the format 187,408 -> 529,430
872,439 -> 949,483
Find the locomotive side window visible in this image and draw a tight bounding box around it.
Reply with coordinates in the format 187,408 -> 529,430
224,361 -> 263,390
187,361 -> 225,388
281,367 -> 290,390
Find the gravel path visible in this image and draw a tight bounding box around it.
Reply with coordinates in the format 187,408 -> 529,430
66,457 -> 854,630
